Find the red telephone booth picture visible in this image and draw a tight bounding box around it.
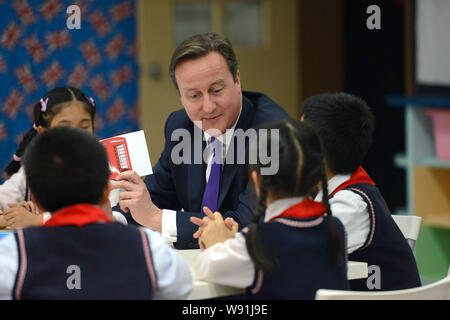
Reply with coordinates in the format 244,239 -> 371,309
101,137 -> 132,179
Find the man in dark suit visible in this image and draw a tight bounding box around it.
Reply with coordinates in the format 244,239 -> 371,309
113,33 -> 290,249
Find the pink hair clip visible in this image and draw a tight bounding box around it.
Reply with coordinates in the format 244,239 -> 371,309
40,97 -> 48,112
88,97 -> 95,107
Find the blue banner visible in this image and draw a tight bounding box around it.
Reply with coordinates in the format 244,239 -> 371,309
0,0 -> 139,181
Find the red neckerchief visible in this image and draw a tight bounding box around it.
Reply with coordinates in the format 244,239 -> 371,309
329,166 -> 375,197
269,198 -> 326,222
44,204 -> 112,227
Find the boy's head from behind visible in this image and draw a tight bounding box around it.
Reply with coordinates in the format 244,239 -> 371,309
24,126 -> 110,213
300,92 -> 375,175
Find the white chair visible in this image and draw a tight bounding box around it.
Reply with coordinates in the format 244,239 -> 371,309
315,267 -> 450,300
392,215 -> 422,250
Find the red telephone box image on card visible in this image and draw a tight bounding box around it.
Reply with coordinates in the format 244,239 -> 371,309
101,137 -> 132,179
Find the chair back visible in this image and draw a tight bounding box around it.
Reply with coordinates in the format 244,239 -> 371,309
315,267 -> 450,300
392,215 -> 422,250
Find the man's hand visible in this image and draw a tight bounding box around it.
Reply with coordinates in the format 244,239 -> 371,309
190,207 -> 238,250
111,170 -> 162,232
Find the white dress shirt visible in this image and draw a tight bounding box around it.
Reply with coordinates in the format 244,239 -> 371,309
192,196 -> 306,288
161,105 -> 243,244
314,174 -> 370,254
0,167 -> 28,212
0,227 -> 192,300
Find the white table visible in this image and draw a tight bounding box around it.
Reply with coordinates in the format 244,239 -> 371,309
175,249 -> 369,300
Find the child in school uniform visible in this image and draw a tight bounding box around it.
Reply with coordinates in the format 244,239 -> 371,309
0,87 -> 125,229
301,92 -> 421,291
0,126 -> 192,300
191,119 -> 349,300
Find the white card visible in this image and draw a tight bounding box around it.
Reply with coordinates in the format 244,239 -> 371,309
100,130 -> 152,179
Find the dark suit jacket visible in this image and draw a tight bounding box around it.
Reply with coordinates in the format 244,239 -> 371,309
123,91 -> 290,249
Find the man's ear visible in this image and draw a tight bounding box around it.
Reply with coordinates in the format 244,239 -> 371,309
234,69 -> 241,88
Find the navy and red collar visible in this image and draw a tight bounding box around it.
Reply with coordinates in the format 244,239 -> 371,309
44,204 -> 111,227
266,197 -> 326,223
329,166 -> 375,197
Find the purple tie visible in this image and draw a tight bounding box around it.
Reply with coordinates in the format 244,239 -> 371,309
201,137 -> 222,214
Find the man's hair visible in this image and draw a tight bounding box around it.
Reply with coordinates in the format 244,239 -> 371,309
300,92 -> 375,175
24,126 -> 110,212
169,32 -> 239,90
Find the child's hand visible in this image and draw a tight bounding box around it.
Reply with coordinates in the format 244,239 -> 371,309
190,207 -> 238,250
0,213 -> 7,229
3,205 -> 42,229
12,201 -> 41,215
191,208 -> 238,242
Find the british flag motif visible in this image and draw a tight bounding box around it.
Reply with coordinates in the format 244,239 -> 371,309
0,0 -> 139,182
110,64 -> 132,88
3,89 -> 24,119
106,97 -> 126,124
22,34 -> 46,63
67,63 -> 88,88
88,9 -> 111,38
0,122 -> 8,141
15,64 -> 37,93
90,74 -> 110,102
12,0 -> 36,26
110,1 -> 133,22
105,34 -> 126,60
1,21 -> 23,50
45,29 -> 71,52
80,39 -> 101,66
38,0 -> 64,22
0,55 -> 6,73
41,60 -> 65,88
129,103 -> 140,122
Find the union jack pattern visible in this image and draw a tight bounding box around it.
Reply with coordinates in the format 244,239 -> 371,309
23,34 -> 46,63
45,29 -> 71,52
0,0 -> 139,182
0,55 -> 7,73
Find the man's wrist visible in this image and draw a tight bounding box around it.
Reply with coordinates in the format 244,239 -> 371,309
149,206 -> 163,233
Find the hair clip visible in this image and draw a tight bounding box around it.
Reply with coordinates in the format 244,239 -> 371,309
13,154 -> 21,162
40,97 -> 48,112
88,97 -> 95,107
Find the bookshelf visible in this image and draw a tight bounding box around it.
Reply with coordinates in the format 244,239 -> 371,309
387,96 -> 450,229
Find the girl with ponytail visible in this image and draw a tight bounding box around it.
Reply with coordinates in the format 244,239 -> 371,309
191,118 -> 349,299
0,87 -> 96,229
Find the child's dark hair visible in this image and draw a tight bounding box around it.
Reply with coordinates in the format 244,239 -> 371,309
23,126 -> 109,213
300,92 -> 375,175
246,119 -> 344,274
3,87 -> 96,179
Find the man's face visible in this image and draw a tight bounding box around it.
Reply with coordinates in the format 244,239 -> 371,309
175,51 -> 242,136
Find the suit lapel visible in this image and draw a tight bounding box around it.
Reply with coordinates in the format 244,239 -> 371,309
217,96 -> 255,209
188,124 -> 207,211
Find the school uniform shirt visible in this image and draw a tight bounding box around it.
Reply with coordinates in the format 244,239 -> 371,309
0,167 -> 27,212
193,196 -> 349,299
317,166 -> 421,291
314,172 -> 371,254
0,204 -> 192,300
